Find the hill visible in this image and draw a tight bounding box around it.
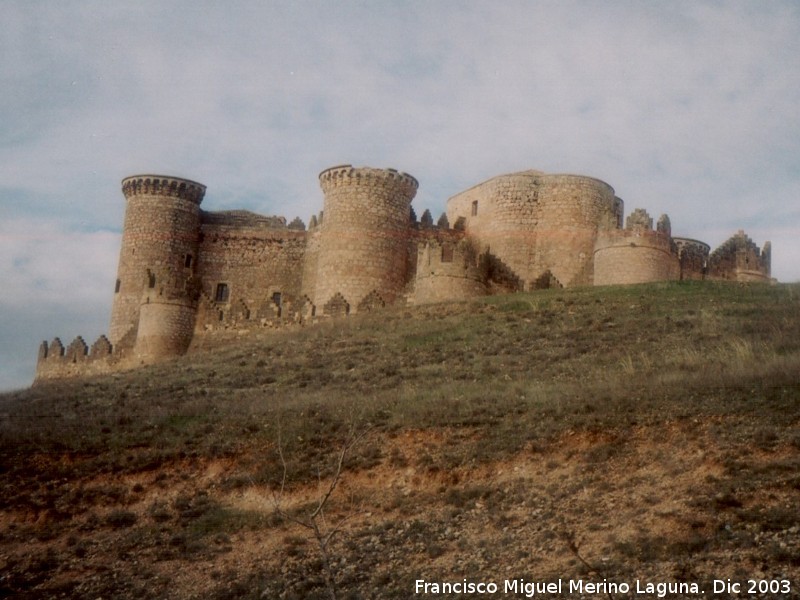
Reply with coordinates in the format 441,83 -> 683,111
2,281 -> 799,599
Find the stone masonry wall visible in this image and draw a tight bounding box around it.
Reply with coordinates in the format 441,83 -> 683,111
707,230 -> 771,282
674,238 -> 710,281
447,171 -> 617,289
195,216 -> 307,328
133,299 -> 197,363
35,335 -> 118,382
299,223 -> 321,316
313,166 -> 418,313
34,166 -> 775,384
109,176 -> 206,347
593,209 -> 679,286
412,228 -> 486,304
447,171 -> 541,290
534,174 -> 618,287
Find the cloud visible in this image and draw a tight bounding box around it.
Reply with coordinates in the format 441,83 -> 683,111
0,217 -> 118,390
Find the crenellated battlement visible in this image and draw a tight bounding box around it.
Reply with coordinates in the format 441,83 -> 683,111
121,175 -> 207,204
318,165 -> 418,200
201,210 -> 293,229
35,334 -> 116,382
34,164 -> 776,384
593,208 -> 679,285
708,230 -> 771,282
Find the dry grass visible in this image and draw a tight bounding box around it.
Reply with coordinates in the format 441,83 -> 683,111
1,281 -> 799,598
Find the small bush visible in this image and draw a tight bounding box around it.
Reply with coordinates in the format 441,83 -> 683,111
106,509 -> 137,529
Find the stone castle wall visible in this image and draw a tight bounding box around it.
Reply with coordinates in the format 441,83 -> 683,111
674,238 -> 710,281
593,209 -> 680,286
412,228 -> 487,304
707,230 -> 771,282
300,221 -> 322,315
447,171 -> 541,289
35,335 -> 118,380
195,214 -> 307,328
109,175 -> 206,348
533,174 -> 619,286
34,165 -> 773,383
446,171 -> 618,289
134,299 -> 197,362
312,166 -> 418,314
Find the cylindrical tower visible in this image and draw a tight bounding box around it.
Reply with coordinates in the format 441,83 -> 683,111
446,170 -> 618,289
313,165 -> 418,312
109,175 -> 206,350
593,230 -> 680,285
535,174 -> 619,286
413,237 -> 487,304
446,170 -> 541,289
593,209 -> 680,286
673,238 -> 710,281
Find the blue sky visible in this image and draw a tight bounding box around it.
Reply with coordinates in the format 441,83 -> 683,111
2,1 -> 799,390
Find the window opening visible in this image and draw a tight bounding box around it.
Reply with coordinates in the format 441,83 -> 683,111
441,244 -> 454,263
471,200 -> 478,216
184,254 -> 193,268
215,283 -> 230,302
115,279 -> 121,293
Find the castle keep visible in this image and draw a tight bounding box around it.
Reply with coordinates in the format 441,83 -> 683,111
36,166 -> 772,381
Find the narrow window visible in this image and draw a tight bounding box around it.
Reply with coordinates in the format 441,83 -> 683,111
441,244 -> 454,263
184,254 -> 193,268
471,200 -> 478,216
115,279 -> 121,293
215,283 -> 230,302
148,272 -> 156,289
272,292 -> 282,317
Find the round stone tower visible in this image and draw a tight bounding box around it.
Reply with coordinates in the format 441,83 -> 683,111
109,175 -> 206,358
313,165 -> 418,313
446,170 -> 618,288
445,170 -> 541,289
593,209 -> 680,286
535,174 -> 619,286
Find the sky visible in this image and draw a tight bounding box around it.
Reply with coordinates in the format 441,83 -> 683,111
2,1 -> 799,391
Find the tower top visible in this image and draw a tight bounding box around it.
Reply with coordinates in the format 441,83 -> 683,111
121,175 -> 206,205
318,165 -> 418,197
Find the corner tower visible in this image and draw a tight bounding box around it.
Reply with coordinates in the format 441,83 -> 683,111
109,175 -> 206,357
313,165 -> 418,313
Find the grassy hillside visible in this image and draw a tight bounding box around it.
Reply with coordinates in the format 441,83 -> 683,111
1,281 -> 799,599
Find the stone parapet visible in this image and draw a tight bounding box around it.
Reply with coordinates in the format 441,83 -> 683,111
121,175 -> 206,205
34,335 -> 116,382
319,165 -> 418,200
708,231 -> 771,282
593,225 -> 679,286
312,164 -> 418,310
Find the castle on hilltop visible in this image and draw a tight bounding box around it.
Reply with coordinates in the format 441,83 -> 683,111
35,166 -> 772,382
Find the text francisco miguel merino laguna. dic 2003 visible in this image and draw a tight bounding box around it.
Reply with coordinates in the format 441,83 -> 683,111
413,577 -> 793,597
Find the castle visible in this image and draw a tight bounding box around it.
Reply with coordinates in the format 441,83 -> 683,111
35,165 -> 772,382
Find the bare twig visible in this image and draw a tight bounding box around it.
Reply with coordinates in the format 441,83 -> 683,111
271,420 -> 372,600
562,530 -> 614,600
